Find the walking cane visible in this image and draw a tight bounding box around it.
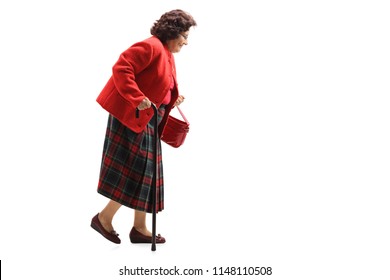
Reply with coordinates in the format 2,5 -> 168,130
136,104 -> 158,251
150,103 -> 158,251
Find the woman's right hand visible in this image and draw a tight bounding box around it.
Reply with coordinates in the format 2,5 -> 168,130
137,97 -> 152,110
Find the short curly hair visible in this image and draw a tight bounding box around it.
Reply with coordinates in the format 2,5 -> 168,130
151,9 -> 197,43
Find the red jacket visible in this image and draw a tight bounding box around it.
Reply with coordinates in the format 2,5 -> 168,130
96,36 -> 178,134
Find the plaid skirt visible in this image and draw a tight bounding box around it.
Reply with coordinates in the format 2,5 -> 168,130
97,106 -> 165,213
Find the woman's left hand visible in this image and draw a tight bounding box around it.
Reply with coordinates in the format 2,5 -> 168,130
174,95 -> 185,106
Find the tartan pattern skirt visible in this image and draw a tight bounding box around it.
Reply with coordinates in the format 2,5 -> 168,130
97,106 -> 165,213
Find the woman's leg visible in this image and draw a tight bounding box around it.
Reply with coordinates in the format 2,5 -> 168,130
98,199 -> 121,232
133,210 -> 152,237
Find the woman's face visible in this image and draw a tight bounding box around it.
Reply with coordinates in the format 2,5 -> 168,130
167,31 -> 189,53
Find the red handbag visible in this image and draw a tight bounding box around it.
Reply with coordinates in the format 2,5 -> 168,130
161,106 -> 190,148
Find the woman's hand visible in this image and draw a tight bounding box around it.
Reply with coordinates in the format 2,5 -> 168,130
174,95 -> 185,106
137,97 -> 152,110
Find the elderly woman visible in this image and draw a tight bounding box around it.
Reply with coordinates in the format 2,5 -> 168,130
91,9 -> 197,244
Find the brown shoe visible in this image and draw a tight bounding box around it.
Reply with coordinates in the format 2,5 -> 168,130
129,227 -> 166,244
91,213 -> 121,244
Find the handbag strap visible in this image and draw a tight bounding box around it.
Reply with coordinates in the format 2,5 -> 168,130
176,106 -> 190,125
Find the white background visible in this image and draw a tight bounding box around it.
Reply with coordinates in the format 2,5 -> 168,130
1,0 -> 389,279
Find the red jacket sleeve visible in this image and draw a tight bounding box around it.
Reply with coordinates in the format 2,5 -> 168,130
111,41 -> 155,108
